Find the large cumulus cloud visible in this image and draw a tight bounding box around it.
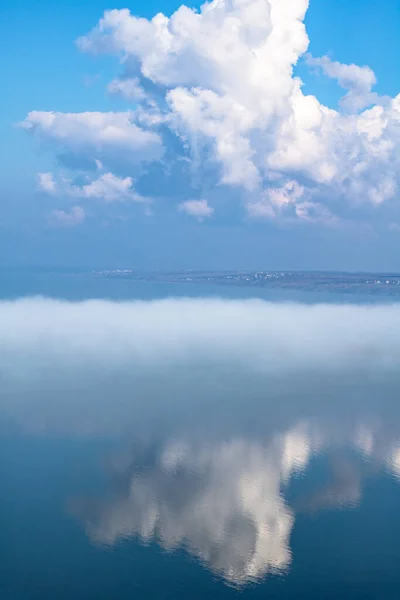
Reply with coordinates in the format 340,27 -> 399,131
20,0 -> 400,225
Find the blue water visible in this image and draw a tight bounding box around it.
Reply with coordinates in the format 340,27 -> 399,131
2,272 -> 400,599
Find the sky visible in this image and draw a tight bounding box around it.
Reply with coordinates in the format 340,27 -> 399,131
1,0 -> 400,271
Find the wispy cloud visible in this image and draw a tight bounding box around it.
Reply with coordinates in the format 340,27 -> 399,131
39,171 -> 146,204
49,206 -> 85,227
178,199 -> 214,220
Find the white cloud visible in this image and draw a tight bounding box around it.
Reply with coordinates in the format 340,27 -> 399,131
38,172 -> 57,194
247,180 -> 337,223
306,54 -> 381,113
178,198 -> 214,219
23,0 -> 400,223
108,77 -> 147,101
82,172 -> 144,202
40,171 -> 145,203
22,110 -> 163,167
49,206 -> 85,227
248,180 -> 304,218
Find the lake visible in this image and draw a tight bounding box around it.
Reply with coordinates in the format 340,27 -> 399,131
2,273 -> 400,599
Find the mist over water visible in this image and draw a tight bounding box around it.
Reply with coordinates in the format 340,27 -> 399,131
3,295 -> 400,381
3,295 -> 400,597
2,296 -> 400,432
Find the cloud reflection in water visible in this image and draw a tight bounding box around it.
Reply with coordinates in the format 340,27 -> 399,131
3,297 -> 400,585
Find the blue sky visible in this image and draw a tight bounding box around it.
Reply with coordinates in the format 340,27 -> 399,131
1,0 -> 400,270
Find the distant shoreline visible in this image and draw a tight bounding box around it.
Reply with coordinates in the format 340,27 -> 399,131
86,270 -> 400,297
4,268 -> 400,297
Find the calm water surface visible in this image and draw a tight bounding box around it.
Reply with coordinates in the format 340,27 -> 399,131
1,274 -> 400,599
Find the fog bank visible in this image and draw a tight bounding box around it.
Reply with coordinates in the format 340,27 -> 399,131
1,297 -> 400,376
